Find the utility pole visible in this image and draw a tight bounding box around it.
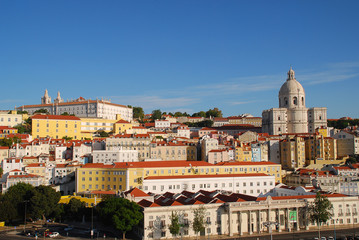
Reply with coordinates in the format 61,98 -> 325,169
23,200 -> 29,233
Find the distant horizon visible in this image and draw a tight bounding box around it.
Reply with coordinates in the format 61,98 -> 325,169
1,1 -> 358,118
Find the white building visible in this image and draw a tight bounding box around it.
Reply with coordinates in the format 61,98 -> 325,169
155,120 -> 170,129
17,90 -> 133,121
2,169 -> 42,192
92,149 -> 138,164
262,67 -> 327,135
1,158 -> 23,175
138,189 -> 359,240
200,136 -> 219,161
175,125 -> 190,139
142,173 -> 275,196
0,112 -> 25,127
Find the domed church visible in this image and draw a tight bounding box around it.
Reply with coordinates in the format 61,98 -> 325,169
262,67 -> 327,135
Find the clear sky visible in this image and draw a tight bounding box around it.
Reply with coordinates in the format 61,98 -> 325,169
1,1 -> 358,118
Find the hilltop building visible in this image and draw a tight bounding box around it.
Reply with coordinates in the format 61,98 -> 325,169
262,68 -> 327,135
18,90 -> 133,121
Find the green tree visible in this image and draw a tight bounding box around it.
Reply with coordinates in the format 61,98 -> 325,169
62,136 -> 73,141
192,111 -> 206,118
34,108 -> 49,114
309,192 -> 333,239
61,112 -> 75,116
206,108 -> 222,118
169,211 -> 180,238
133,107 -> 145,119
64,198 -> 86,221
96,130 -> 109,138
0,136 -> 21,147
19,110 -> 28,114
98,197 -> 143,240
151,109 -> 162,120
0,183 -> 34,222
192,206 -> 206,239
29,185 -> 61,221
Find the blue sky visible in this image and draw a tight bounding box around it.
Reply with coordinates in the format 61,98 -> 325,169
1,1 -> 358,118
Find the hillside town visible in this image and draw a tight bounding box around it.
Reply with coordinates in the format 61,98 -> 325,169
0,68 -> 359,239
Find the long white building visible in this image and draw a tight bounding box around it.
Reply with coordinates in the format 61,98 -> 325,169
142,173 -> 275,196
17,90 -> 133,121
92,149 -> 138,164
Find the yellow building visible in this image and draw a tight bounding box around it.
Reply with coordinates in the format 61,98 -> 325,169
0,110 -> 28,127
234,143 -> 252,162
280,136 -> 306,170
150,140 -> 197,161
113,119 -> 132,134
58,195 -> 102,207
305,134 -> 338,164
76,160 -> 282,193
32,114 -> 82,140
316,127 -> 328,137
80,116 -> 121,139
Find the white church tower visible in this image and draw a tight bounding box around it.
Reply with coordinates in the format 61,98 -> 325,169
54,91 -> 64,104
262,67 -> 327,135
41,89 -> 52,105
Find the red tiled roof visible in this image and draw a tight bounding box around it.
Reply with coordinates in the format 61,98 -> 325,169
138,199 -> 160,208
116,119 -> 131,124
19,99 -> 129,109
257,193 -> 347,201
215,161 -> 279,166
82,161 -> 213,169
9,174 -> 40,179
31,114 -> 81,120
124,188 -> 150,197
144,173 -> 269,180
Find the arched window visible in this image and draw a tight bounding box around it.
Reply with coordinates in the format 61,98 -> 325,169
284,97 -> 288,106
302,97 -> 304,105
293,97 -> 297,105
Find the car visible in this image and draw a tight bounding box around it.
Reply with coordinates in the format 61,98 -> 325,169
49,232 -> 59,238
321,237 -> 326,240
64,227 -> 73,231
328,237 -> 334,240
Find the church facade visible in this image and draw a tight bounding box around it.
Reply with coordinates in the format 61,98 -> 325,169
262,68 -> 327,135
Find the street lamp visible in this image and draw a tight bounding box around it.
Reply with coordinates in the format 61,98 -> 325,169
263,221 -> 278,240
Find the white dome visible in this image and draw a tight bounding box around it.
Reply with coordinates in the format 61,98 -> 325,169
279,67 -> 305,96
278,67 -> 306,108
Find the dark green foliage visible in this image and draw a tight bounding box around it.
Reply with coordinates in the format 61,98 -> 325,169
0,183 -> 61,223
192,111 -> 206,118
62,136 -> 73,141
328,119 -> 359,129
205,108 -> 222,118
169,212 -> 180,237
0,183 -> 34,222
63,198 -> 86,221
133,107 -> 145,119
29,185 -> 61,220
0,136 -> 21,147
151,109 -> 162,120
16,110 -> 28,114
61,112 -> 75,116
192,206 -> 206,237
98,197 -> 143,239
96,130 -> 109,138
33,109 -> 49,114
309,192 -> 333,226
185,120 -> 213,128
